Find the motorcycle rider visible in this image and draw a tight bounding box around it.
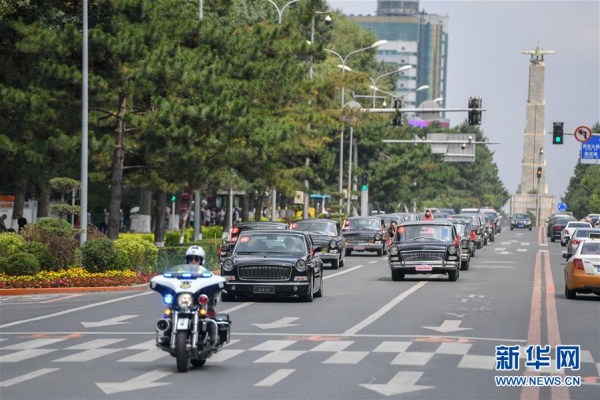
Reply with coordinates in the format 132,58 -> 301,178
185,245 -> 206,267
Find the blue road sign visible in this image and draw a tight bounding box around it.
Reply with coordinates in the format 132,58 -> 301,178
557,202 -> 568,212
580,135 -> 600,164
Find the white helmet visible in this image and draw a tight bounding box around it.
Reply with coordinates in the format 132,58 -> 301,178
185,245 -> 206,264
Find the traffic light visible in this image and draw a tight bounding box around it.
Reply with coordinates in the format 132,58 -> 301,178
171,194 -> 176,202
361,172 -> 369,191
536,167 -> 542,178
552,122 -> 564,145
391,97 -> 404,126
468,96 -> 482,125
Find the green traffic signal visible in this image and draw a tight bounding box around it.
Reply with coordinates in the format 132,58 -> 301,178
361,184 -> 368,191
171,195 -> 176,202
552,122 -> 564,145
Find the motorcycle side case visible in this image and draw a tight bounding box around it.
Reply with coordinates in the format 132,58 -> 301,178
216,313 -> 231,344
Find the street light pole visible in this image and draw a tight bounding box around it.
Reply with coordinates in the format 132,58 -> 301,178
368,65 -> 413,109
266,0 -> 300,25
80,0 -> 89,245
324,40 -> 388,215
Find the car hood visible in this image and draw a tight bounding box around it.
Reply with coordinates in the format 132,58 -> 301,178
307,233 -> 336,246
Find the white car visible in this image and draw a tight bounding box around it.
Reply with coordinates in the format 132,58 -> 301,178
561,221 -> 592,246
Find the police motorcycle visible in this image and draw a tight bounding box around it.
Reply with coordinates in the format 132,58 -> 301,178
150,257 -> 231,372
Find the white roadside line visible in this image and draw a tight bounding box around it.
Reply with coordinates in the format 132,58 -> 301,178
324,265 -> 364,280
0,291 -> 153,329
342,280 -> 430,336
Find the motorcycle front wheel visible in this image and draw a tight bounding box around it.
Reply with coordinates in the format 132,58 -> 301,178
175,331 -> 190,372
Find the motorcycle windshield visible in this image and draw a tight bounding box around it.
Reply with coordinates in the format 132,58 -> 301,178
162,264 -> 212,279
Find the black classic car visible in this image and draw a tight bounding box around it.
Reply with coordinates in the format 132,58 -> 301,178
510,213 -> 532,231
388,220 -> 462,281
447,214 -> 485,249
290,219 -> 346,269
451,221 -> 473,270
219,230 -> 323,302
342,216 -> 387,256
219,221 -> 288,259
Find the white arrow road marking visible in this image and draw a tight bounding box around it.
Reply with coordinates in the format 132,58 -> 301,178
81,315 -> 138,328
96,369 -> 172,395
0,368 -> 60,387
445,312 -> 468,318
360,371 -> 434,396
252,317 -> 300,330
254,369 -> 295,387
423,319 -> 472,333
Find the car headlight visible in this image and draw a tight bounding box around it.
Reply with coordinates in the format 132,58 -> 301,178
223,259 -> 234,272
329,239 -> 338,249
177,293 -> 194,308
448,246 -> 457,255
389,246 -> 399,256
295,260 -> 307,272
374,233 -> 383,241
526,221 -> 531,225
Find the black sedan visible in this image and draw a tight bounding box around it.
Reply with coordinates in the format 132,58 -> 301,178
388,220 -> 462,281
510,213 -> 532,231
342,216 -> 386,256
291,219 -> 346,269
219,230 -> 323,302
219,221 -> 288,259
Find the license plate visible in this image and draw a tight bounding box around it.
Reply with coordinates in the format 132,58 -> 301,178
353,245 -> 365,251
253,286 -> 275,294
517,224 -> 524,228
176,318 -> 189,330
415,264 -> 433,271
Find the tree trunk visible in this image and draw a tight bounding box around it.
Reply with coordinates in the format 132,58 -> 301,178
154,190 -> 166,247
37,185 -> 50,218
12,175 -> 27,228
107,95 -> 127,240
241,194 -> 250,224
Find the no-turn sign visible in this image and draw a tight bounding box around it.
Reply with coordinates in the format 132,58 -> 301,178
574,126 -> 592,143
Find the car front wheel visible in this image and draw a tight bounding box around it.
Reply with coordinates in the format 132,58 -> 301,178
448,268 -> 459,281
565,284 -> 576,299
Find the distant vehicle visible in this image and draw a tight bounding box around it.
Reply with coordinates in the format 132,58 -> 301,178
550,217 -> 577,242
563,233 -> 600,299
560,221 -> 592,246
451,221 -> 474,269
510,213 -> 532,231
220,230 -> 323,302
388,220 -> 462,281
447,214 -> 485,249
546,214 -> 576,238
342,216 -> 386,256
219,221 -> 288,258
564,228 -> 600,258
290,219 -> 346,269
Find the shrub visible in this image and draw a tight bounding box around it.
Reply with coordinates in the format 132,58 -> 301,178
201,225 -> 224,241
0,232 -> 25,258
20,218 -> 79,270
20,241 -> 54,271
114,236 -> 158,273
3,252 -> 40,276
164,231 -> 181,246
81,238 -> 119,273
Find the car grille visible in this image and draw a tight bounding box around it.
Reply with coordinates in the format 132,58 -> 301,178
401,250 -> 446,262
344,234 -> 375,243
238,266 -> 292,281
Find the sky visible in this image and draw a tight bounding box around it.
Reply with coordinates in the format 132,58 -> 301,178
327,0 -> 600,209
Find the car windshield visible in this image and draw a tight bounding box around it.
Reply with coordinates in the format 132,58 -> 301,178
568,222 -> 591,228
515,214 -> 530,219
454,223 -> 467,236
397,224 -> 454,242
293,221 -> 337,235
162,264 -> 211,277
344,219 -> 381,230
234,233 -> 306,253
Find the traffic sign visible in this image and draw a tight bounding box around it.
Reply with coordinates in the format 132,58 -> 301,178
557,202 -> 568,212
574,126 -> 592,143
580,134 -> 600,164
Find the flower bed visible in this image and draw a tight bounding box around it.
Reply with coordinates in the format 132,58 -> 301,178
0,267 -> 156,289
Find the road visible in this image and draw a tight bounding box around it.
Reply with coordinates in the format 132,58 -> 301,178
1,228 -> 598,400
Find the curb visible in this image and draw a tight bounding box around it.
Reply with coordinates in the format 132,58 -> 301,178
0,284 -> 150,296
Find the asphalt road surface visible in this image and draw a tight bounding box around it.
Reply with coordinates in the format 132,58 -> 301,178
1,228 -> 599,400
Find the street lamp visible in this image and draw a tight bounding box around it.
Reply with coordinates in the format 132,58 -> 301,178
536,148 -> 544,227
368,65 -> 413,108
370,84 -> 429,106
266,0 -> 300,25
308,11 -> 332,80
324,40 -> 388,212
80,0 -> 89,245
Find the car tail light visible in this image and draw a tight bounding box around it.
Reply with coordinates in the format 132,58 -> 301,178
573,259 -> 584,270
290,222 -> 297,230
571,239 -> 580,246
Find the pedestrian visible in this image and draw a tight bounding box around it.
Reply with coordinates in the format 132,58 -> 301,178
119,209 -> 125,232
210,208 -> 216,226
218,208 -> 226,226
17,213 -> 27,232
189,210 -> 195,227
204,207 -> 211,227
99,208 -> 108,233
0,214 -> 7,232
423,209 -> 434,220
233,207 -> 240,224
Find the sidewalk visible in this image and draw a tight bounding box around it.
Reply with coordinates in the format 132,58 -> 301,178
0,284 -> 149,296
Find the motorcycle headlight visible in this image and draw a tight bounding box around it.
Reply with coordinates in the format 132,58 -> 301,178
177,293 -> 194,308
295,260 -> 307,272
223,259 -> 234,272
389,246 -> 399,256
329,239 -> 337,249
374,233 -> 383,241
448,246 -> 457,255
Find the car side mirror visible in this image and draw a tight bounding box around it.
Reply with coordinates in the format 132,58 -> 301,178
220,243 -> 231,256
562,252 -> 569,259
313,246 -> 322,254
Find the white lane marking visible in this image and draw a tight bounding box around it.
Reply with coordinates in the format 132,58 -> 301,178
249,339 -> 295,351
0,291 -> 153,329
65,338 -> 125,350
53,348 -> 121,362
0,368 -> 60,387
221,302 -> 255,314
118,350 -> 169,363
517,248 -> 528,252
343,281 -> 429,336
126,339 -> 156,350
457,354 -> 495,369
41,294 -> 83,304
435,342 -> 473,355
369,260 -> 378,264
254,350 -> 304,363
208,349 -> 245,363
254,369 -> 295,387
1,338 -> 67,350
0,349 -> 58,362
521,242 -> 530,246
323,351 -> 369,364
96,369 -> 171,395
391,351 -> 434,366
494,248 -> 506,251
324,265 -> 364,280
373,341 -> 412,353
477,261 -> 516,264
309,341 -> 353,352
